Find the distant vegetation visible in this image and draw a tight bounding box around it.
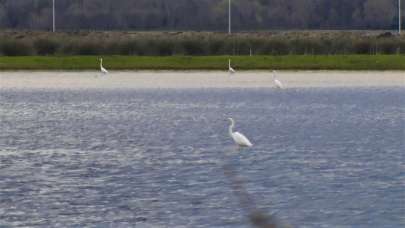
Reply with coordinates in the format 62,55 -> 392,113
1,31 -> 405,56
0,0 -> 401,31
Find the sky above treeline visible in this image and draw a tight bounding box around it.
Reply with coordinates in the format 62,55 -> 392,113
0,0 -> 401,31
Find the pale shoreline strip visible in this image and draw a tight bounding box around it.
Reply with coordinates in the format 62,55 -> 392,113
1,71 -> 404,89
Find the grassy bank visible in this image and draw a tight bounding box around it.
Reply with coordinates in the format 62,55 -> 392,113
1,55 -> 405,71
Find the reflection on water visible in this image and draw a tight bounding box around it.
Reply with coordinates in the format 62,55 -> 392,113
0,88 -> 404,227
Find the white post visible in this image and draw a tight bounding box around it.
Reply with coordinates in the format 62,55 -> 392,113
399,0 -> 402,35
228,0 -> 231,34
52,0 -> 55,32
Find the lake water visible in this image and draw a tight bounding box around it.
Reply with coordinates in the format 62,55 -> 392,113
0,87 -> 404,227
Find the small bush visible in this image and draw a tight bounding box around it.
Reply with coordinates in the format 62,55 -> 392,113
119,40 -> 141,55
326,38 -> 352,55
101,42 -> 119,55
60,40 -> 103,55
141,40 -> 160,55
34,39 -> 59,55
397,41 -> 405,54
0,40 -> 33,56
208,39 -> 226,55
79,42 -> 104,55
265,39 -> 289,55
353,40 -> 373,54
234,39 -> 253,55
181,39 -> 206,55
377,39 -> 399,54
156,39 -> 175,56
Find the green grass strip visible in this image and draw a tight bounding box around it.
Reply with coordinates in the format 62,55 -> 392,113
1,55 -> 405,70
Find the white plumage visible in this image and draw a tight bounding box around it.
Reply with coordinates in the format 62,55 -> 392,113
228,59 -> 236,74
272,70 -> 284,89
100,58 -> 109,75
228,118 -> 253,147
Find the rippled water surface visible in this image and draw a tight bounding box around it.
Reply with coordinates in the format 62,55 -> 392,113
0,88 -> 404,227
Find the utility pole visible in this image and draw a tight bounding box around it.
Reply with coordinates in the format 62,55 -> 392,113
52,0 -> 55,32
399,0 -> 402,35
228,0 -> 231,34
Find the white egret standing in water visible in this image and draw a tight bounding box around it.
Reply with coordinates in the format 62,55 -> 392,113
100,58 -> 109,75
228,59 -> 236,74
228,118 -> 253,148
272,70 -> 284,89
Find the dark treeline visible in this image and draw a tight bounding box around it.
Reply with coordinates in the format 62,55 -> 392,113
0,0 -> 402,31
1,31 -> 404,56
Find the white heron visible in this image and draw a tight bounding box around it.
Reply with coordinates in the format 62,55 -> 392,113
228,118 -> 253,148
272,70 -> 284,89
100,58 -> 109,75
228,59 -> 236,74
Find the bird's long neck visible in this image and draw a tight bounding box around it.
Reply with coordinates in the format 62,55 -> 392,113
228,121 -> 234,136
100,59 -> 103,68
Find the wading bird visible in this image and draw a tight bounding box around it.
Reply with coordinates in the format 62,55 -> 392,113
273,70 -> 284,89
228,118 -> 253,148
228,59 -> 236,74
100,58 -> 109,75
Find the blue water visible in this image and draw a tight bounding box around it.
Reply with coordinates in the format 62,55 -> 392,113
0,88 -> 404,227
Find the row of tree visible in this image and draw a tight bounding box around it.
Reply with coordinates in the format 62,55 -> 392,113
0,0 -> 402,31
1,31 -> 403,56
